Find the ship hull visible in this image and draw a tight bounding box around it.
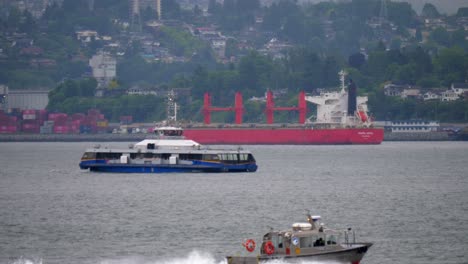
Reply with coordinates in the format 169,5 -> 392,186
227,243 -> 372,264
80,163 -> 257,173
184,128 -> 384,145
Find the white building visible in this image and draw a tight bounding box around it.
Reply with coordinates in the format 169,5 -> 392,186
89,52 -> 117,87
401,88 -> 421,99
422,91 -> 440,101
451,83 -> 468,96
6,90 -> 49,110
441,89 -> 459,101
389,120 -> 439,133
76,30 -> 99,43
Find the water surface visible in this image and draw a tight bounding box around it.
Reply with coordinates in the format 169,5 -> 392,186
0,142 -> 467,264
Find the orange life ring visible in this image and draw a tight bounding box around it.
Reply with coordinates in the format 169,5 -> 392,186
264,241 -> 275,255
244,239 -> 256,252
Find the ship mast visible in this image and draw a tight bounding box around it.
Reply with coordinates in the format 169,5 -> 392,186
339,70 -> 347,93
166,89 -> 178,124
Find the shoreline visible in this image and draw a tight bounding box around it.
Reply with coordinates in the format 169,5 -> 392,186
0,131 -> 459,142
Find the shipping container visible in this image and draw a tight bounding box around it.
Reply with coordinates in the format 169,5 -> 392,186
40,126 -> 53,134
53,125 -> 69,134
97,120 -> 108,127
22,109 -> 37,120
87,109 -> 101,116
0,125 -> 18,133
21,120 -> 40,133
37,109 -> 48,121
120,115 -> 133,125
48,113 -> 68,121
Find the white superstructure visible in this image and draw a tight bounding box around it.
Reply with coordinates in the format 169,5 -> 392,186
305,71 -> 371,127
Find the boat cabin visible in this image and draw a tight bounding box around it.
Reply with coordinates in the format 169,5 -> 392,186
154,126 -> 184,137
260,215 -> 350,257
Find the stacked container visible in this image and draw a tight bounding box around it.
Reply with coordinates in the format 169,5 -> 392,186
120,115 -> 133,125
21,109 -> 40,133
0,111 -> 18,133
1,108 -> 110,134
40,120 -> 54,134
49,113 -> 68,134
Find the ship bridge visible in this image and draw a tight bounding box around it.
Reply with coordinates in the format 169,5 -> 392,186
305,71 -> 370,126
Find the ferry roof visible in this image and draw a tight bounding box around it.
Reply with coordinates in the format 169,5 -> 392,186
135,139 -> 200,148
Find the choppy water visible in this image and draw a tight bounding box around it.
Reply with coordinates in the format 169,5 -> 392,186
0,142 -> 467,264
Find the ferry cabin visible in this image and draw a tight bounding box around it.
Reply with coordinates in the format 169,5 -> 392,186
79,145 -> 257,173
81,149 -> 255,166
79,126 -> 258,173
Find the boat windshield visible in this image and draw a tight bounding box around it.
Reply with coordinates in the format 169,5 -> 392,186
155,128 -> 183,137
81,152 -> 96,159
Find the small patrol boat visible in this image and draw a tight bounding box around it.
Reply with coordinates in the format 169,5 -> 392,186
79,126 -> 257,173
227,212 -> 372,264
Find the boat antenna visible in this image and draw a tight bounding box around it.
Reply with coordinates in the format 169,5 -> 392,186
339,70 -> 347,93
166,89 -> 179,125
305,209 -> 312,223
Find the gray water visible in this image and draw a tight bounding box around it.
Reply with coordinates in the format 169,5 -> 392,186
0,142 -> 467,264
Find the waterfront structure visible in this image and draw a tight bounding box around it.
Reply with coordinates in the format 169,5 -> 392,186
6,90 -> 49,110
387,120 -> 440,133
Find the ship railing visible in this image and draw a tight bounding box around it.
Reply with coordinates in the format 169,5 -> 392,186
343,228 -> 356,246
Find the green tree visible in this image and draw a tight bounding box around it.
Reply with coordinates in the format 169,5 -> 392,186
430,27 -> 451,47
421,3 -> 440,18
433,47 -> 467,85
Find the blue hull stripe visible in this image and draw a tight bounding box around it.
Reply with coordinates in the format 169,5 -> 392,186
79,161 -> 257,173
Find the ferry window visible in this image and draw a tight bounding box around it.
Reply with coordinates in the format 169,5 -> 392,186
300,237 -> 313,248
239,154 -> 247,161
278,235 -> 283,249
135,153 -> 142,159
189,154 -> 203,160
203,154 -> 219,160
230,154 -> 237,161
82,152 -> 96,159
97,152 -> 121,159
327,235 -> 337,245
147,143 -> 155,149
313,236 -> 325,247
144,153 -> 154,158
248,154 -> 255,162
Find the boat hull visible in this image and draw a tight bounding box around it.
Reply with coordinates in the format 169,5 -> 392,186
227,243 -> 372,264
80,162 -> 257,173
184,128 -> 383,145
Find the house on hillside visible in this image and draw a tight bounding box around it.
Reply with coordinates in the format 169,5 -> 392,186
451,83 -> 468,96
401,88 -> 421,99
89,52 -> 116,87
422,91 -> 441,101
441,89 -> 459,101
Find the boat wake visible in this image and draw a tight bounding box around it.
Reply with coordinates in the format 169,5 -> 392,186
8,257 -> 42,264
100,251 -> 223,264
6,251 -> 343,264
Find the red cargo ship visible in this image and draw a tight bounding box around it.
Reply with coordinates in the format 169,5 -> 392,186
169,71 -> 383,145
183,127 -> 383,145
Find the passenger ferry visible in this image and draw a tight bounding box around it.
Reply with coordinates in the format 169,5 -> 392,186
79,126 -> 257,173
227,211 -> 372,264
